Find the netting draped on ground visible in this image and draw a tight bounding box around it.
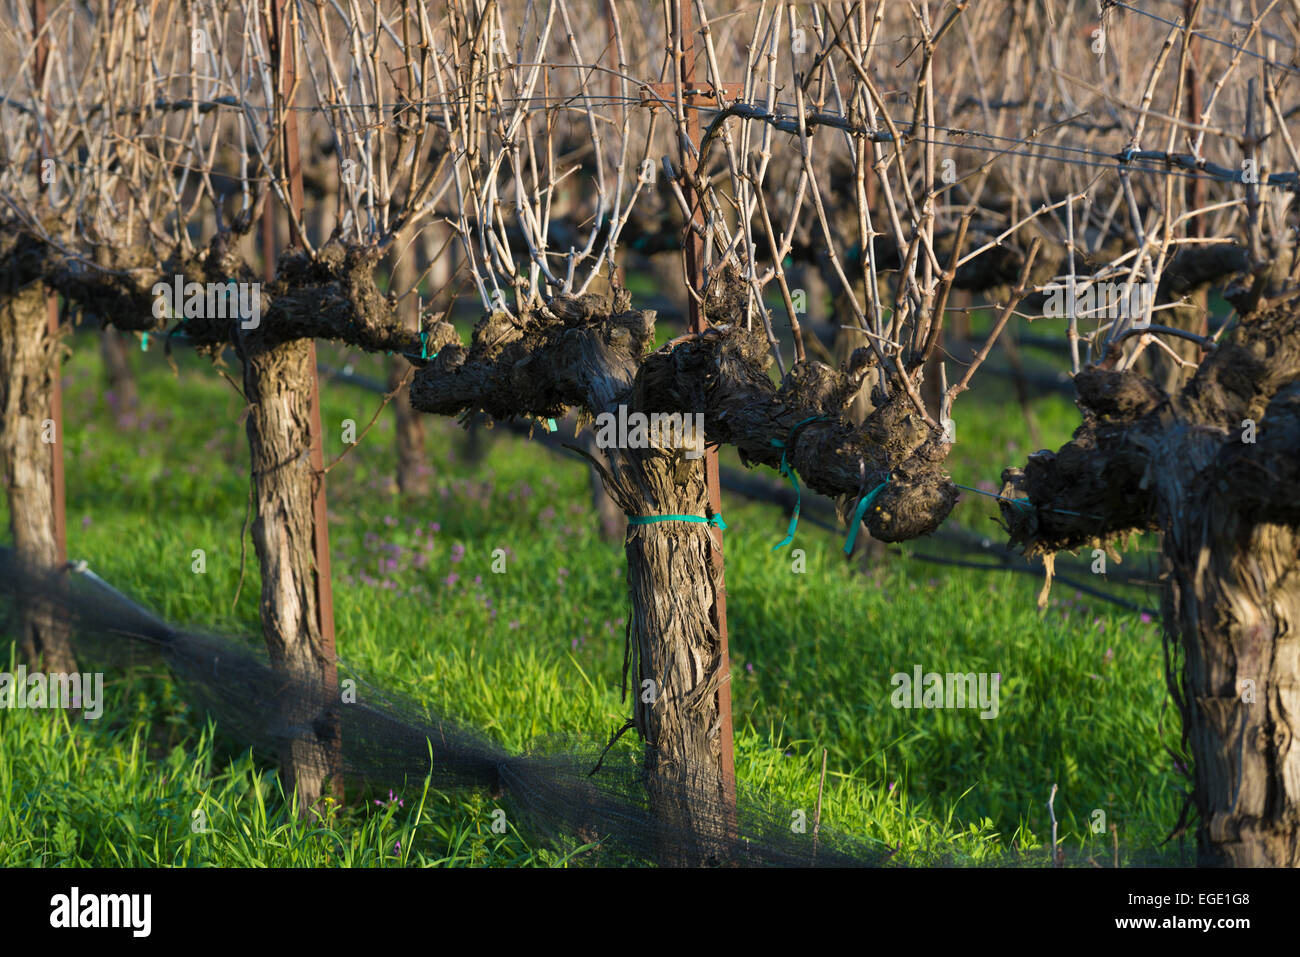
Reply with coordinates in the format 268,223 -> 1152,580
0,547 -> 884,867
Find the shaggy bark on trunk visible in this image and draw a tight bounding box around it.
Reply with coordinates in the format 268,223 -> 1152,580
999,297 -> 1300,866
237,330 -> 343,812
620,461 -> 727,864
223,241 -> 422,811
0,267 -> 76,674
569,435 -> 730,863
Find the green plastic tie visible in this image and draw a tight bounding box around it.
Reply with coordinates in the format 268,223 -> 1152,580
770,415 -> 829,550
844,476 -> 892,556
627,514 -> 727,530
140,332 -> 149,352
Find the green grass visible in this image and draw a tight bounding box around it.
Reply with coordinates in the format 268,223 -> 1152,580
0,329 -> 1187,867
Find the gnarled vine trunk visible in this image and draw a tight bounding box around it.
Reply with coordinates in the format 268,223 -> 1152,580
408,290 -> 957,864
1165,507 -> 1300,866
239,334 -> 342,812
1000,299 -> 1300,866
0,276 -> 76,675
608,447 -> 732,865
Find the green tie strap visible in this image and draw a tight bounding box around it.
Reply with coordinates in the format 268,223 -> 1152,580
844,476 -> 891,556
627,514 -> 727,530
770,415 -> 829,550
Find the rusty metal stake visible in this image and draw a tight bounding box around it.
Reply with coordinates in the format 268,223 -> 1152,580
673,0 -> 737,823
46,298 -> 64,565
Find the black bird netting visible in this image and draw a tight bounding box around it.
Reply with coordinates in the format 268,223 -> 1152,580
0,547 -> 885,867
